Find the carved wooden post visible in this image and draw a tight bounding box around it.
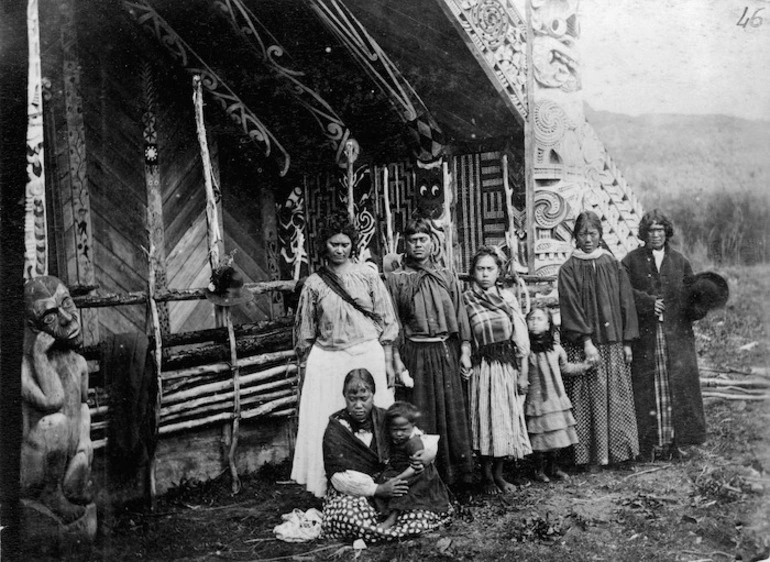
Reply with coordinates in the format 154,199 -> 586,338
524,0 -> 536,274
61,0 -> 99,343
24,0 -> 48,281
260,188 -> 283,318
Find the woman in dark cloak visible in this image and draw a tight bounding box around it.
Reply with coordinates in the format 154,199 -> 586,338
621,209 -> 706,460
321,369 -> 450,542
558,211 -> 640,469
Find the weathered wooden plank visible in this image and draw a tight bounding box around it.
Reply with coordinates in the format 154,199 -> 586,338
92,214 -> 147,282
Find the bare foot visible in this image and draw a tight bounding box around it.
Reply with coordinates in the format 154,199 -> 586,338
377,512 -> 398,531
533,469 -> 550,483
494,476 -> 517,493
548,465 -> 569,480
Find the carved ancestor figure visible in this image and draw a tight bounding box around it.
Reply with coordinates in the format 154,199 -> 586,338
21,276 -> 92,523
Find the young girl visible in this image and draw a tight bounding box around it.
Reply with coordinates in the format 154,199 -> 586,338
462,246 -> 531,493
558,211 -> 640,470
375,402 -> 451,530
525,306 -> 587,482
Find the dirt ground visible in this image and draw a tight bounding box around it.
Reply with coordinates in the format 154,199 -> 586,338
31,266 -> 770,562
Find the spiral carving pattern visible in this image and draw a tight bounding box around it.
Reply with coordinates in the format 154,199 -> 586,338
534,99 -> 567,147
534,190 -> 569,229
471,0 -> 510,48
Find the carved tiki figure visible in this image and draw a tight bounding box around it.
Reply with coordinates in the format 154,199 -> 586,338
21,276 -> 93,523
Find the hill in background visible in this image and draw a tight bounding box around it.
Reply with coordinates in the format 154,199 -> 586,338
585,105 -> 770,202
585,106 -> 770,264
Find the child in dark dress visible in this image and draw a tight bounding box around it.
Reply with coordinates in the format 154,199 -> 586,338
375,402 -> 452,530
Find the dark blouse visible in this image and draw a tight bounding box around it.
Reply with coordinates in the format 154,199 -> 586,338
385,264 -> 471,344
558,252 -> 639,345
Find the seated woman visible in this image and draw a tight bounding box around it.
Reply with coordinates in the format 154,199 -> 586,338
322,369 -> 451,542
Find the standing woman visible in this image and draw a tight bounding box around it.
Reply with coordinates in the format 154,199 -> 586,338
558,211 -> 640,470
292,213 -> 398,497
621,209 -> 706,460
385,218 -> 474,486
462,246 -> 531,493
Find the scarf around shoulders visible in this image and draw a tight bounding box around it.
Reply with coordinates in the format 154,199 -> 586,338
323,407 -> 389,478
570,248 -> 612,261
464,283 -> 515,347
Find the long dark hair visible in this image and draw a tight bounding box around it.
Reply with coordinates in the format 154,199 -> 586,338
572,211 -> 603,240
318,212 -> 359,258
637,209 -> 675,242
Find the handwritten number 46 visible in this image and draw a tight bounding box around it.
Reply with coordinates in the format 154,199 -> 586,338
737,6 -> 764,28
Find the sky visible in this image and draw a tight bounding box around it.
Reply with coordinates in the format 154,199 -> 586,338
578,0 -> 770,121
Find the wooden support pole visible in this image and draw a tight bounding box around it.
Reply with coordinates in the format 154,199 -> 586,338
524,0 -> 536,274
442,159 -> 454,269
382,166 -> 395,253
193,74 -> 241,492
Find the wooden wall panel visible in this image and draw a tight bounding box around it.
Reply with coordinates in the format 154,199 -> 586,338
78,30 -> 148,341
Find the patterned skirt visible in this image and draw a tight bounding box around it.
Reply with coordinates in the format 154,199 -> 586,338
470,359 -> 532,459
321,488 -> 451,543
291,340 -> 394,498
563,342 -> 639,465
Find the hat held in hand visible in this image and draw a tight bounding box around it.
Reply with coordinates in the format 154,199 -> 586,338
685,271 -> 728,321
205,262 -> 251,307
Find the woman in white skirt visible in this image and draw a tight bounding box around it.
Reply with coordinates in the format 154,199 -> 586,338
292,213 -> 398,497
462,246 -> 531,493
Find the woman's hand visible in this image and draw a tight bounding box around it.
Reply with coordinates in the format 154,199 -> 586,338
623,345 -> 633,364
517,376 -> 529,395
460,344 -> 473,380
583,340 -> 600,366
375,476 -> 409,498
654,298 -> 665,317
385,361 -> 398,390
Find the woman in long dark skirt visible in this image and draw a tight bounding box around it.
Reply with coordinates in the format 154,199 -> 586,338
385,218 -> 474,486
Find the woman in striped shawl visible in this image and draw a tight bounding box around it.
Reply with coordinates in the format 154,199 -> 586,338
462,246 -> 531,493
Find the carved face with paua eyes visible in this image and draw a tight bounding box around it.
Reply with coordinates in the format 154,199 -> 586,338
24,276 -> 82,348
414,163 -> 444,220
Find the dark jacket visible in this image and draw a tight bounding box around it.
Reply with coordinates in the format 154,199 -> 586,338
621,246 -> 706,450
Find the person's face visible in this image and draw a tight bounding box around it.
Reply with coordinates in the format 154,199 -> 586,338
388,415 -> 414,446
473,255 -> 499,289
527,308 -> 550,336
405,232 -> 432,262
326,233 -> 352,265
576,224 -> 601,253
343,383 -> 374,423
646,222 -> 667,251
